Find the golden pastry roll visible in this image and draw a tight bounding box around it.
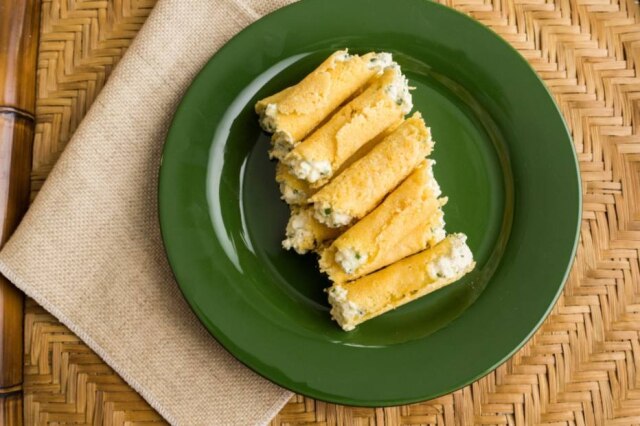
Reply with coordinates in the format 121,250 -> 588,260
256,50 -> 394,160
275,119 -> 401,206
283,67 -> 411,185
282,206 -> 345,255
275,162 -> 316,205
310,112 -> 433,228
327,233 -> 475,331
336,118 -> 403,173
316,118 -> 403,184
276,120 -> 402,205
319,160 -> 446,283
255,86 -> 294,116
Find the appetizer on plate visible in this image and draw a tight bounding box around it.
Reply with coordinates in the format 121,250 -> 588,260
256,50 -> 393,160
327,234 -> 475,331
283,67 -> 411,186
318,160 -> 446,283
310,112 -> 432,228
256,49 -> 475,330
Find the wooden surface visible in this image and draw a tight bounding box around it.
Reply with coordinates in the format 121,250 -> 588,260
0,114 -> 30,380
0,0 -> 40,112
0,0 -> 40,424
19,0 -> 640,424
0,394 -> 22,426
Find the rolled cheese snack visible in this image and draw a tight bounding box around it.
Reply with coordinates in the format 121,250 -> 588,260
256,50 -> 394,160
327,233 -> 475,331
276,120 -> 402,205
310,112 -> 433,228
282,206 -> 345,255
319,160 -> 446,283
283,67 -> 412,185
275,162 -> 316,205
255,86 -> 295,116
327,118 -> 403,180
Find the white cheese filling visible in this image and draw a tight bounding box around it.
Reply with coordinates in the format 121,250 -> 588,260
334,50 -> 353,62
280,182 -> 307,205
367,52 -> 395,74
260,103 -> 279,133
425,160 -> 442,197
282,211 -> 314,254
427,235 -> 473,281
289,157 -> 332,183
314,203 -> 352,228
385,70 -> 413,114
269,130 -> 296,160
335,247 -> 368,274
327,285 -> 364,331
430,214 -> 447,245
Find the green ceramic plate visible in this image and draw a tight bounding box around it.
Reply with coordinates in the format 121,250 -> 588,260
159,0 -> 581,406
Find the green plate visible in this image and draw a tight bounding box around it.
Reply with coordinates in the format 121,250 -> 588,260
159,0 -> 581,406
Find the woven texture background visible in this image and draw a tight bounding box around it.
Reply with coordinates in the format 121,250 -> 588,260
22,0 -> 640,424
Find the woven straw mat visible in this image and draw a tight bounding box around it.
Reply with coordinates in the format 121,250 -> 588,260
24,0 -> 640,424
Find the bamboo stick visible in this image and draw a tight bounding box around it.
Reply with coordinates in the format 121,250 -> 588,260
0,0 -> 41,424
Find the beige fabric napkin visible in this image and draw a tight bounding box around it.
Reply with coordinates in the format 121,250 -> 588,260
0,0 -> 298,424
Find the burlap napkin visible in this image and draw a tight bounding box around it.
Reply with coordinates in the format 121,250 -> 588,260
0,0 -> 299,424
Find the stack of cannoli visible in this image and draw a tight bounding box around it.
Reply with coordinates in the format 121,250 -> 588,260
256,50 -> 475,331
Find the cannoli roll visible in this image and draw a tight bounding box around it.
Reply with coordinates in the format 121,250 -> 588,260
327,233 -> 475,331
256,50 -> 394,159
337,118 -> 403,172
284,67 -> 412,185
319,161 -> 446,283
255,86 -> 295,115
275,162 -> 316,205
276,120 -> 402,205
310,112 -> 433,227
282,206 -> 345,255
276,120 -> 403,205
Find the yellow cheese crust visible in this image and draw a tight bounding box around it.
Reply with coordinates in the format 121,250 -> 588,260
335,119 -> 403,175
327,234 -> 475,331
319,161 -> 446,283
255,86 -> 294,115
256,50 -> 382,143
275,120 -> 402,206
284,68 -> 406,186
310,112 -> 433,224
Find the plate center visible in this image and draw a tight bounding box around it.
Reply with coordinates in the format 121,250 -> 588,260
232,51 -> 512,346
